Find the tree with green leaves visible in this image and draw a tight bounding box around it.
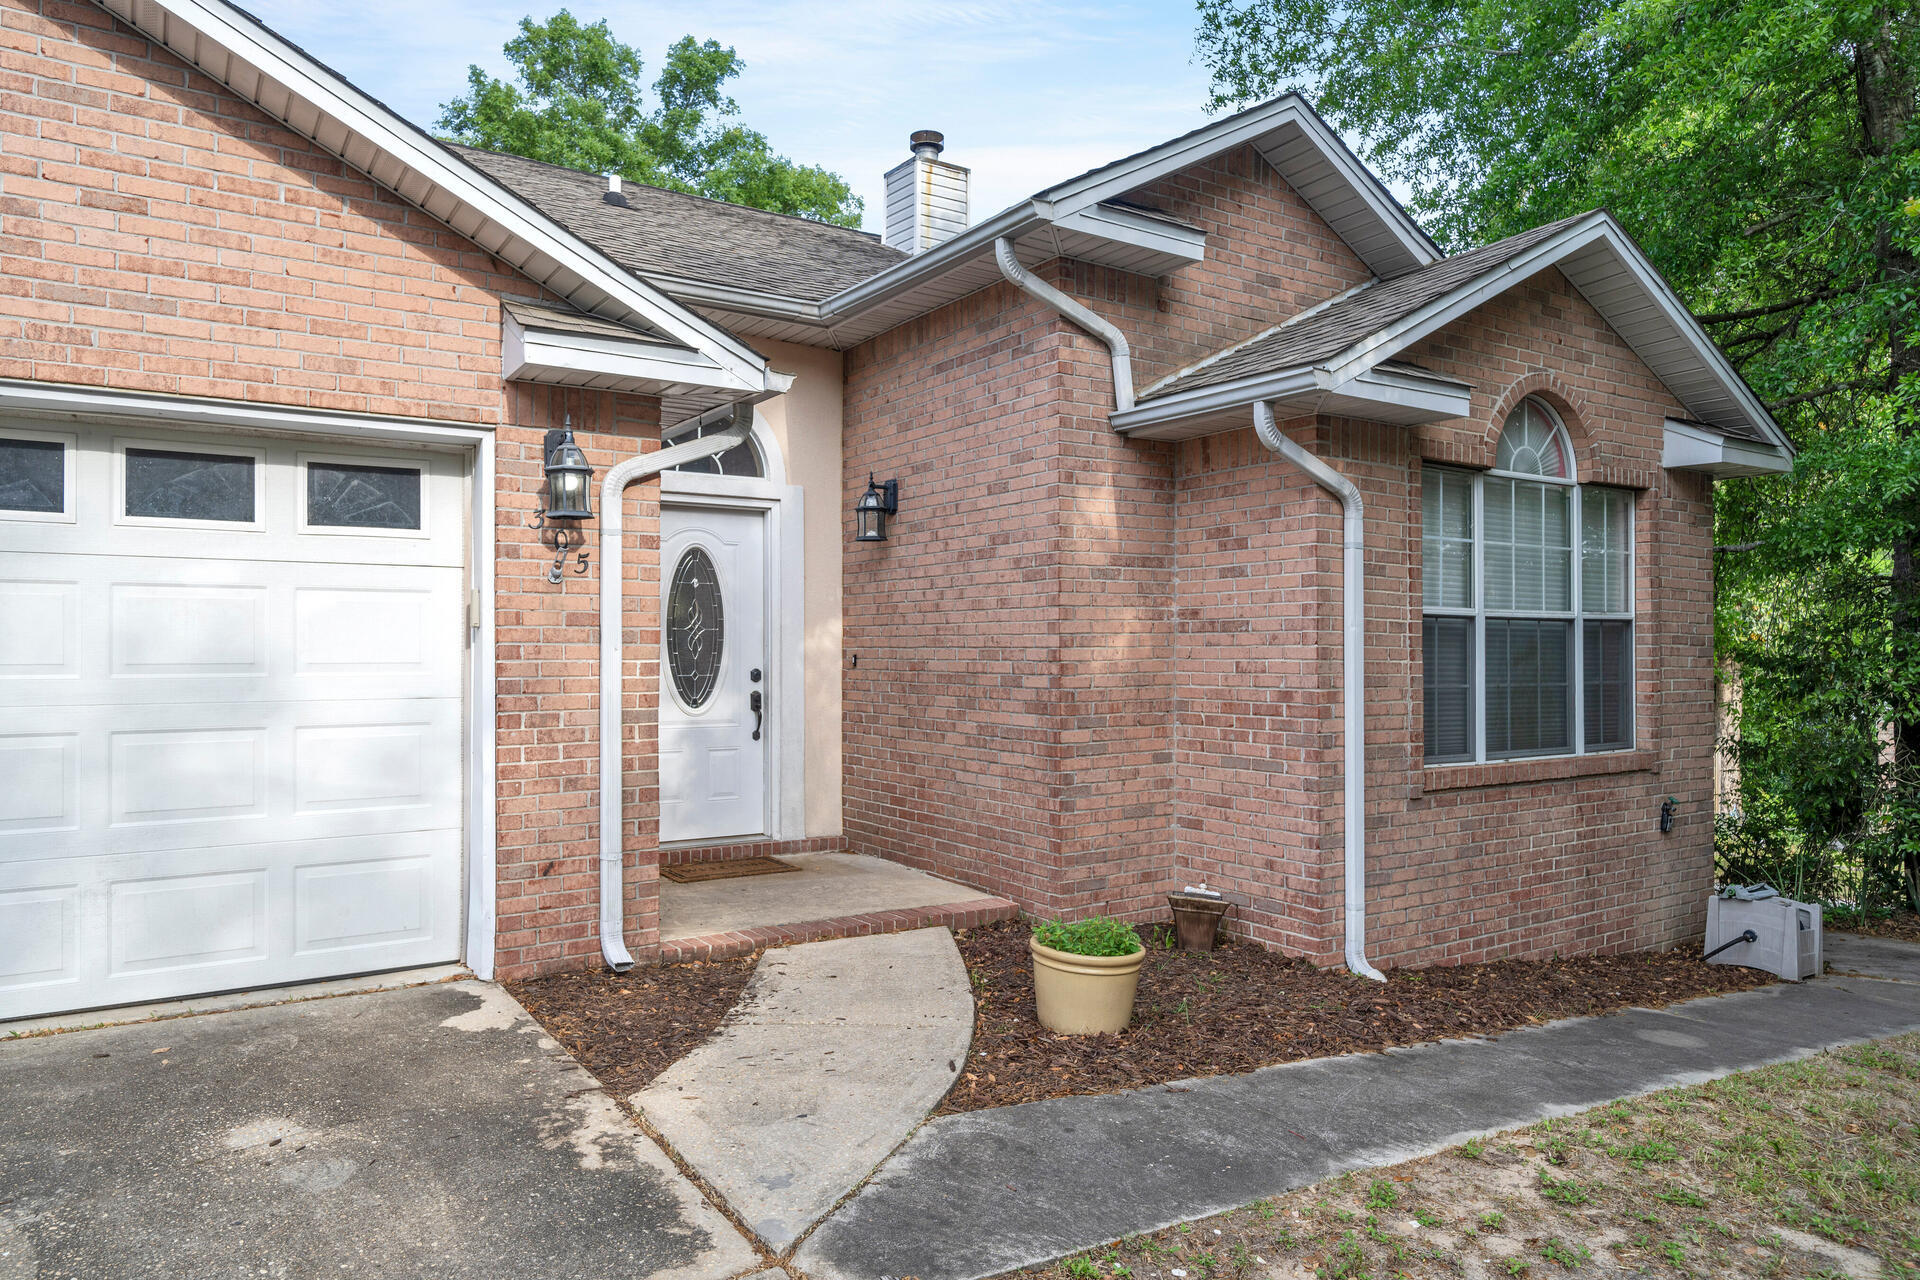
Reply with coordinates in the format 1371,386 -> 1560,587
1198,0 -> 1920,910
438,11 -> 861,226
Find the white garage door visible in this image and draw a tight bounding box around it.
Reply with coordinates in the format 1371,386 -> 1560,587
0,422 -> 469,1020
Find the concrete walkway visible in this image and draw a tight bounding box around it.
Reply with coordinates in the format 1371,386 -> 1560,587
0,981 -> 758,1280
636,928 -> 974,1252
660,852 -> 1003,941
794,963 -> 1920,1280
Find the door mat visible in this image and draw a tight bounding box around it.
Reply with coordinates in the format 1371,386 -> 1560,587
660,856 -> 801,884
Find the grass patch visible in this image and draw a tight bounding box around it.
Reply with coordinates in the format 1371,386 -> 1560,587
1001,1032 -> 1920,1280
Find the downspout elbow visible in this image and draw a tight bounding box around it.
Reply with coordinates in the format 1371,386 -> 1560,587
994,236 -> 1134,413
1252,401 -> 1385,983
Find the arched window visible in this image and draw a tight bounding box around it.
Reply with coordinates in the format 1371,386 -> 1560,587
1420,398 -> 1635,764
663,414 -> 763,477
1494,398 -> 1571,478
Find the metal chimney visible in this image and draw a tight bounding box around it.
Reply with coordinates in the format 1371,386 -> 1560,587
883,130 -> 969,253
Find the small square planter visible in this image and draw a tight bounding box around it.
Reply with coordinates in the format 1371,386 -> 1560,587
1167,889 -> 1229,951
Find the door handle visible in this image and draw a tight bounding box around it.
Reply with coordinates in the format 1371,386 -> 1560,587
749,689 -> 762,741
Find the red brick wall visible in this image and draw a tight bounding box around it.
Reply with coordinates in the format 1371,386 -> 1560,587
2,0 -> 665,980
1167,267 -> 1714,968
845,142 -> 1717,967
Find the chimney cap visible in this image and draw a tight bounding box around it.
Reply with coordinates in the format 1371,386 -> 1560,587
909,129 -> 945,157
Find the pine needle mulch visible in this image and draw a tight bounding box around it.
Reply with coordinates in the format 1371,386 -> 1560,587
941,919 -> 1777,1115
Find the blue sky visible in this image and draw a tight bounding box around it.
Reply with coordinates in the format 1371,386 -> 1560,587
247,0 -> 1226,235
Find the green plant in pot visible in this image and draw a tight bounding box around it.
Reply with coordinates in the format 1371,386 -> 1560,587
1029,916 -> 1145,1034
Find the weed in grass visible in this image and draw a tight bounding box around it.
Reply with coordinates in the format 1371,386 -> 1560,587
1538,1172 -> 1593,1206
1504,1258 -> 1530,1276
1624,1139 -> 1679,1166
1655,1185 -> 1708,1208
1412,1207 -> 1443,1228
1460,1136 -> 1486,1159
1661,1240 -> 1686,1265
1366,1179 -> 1400,1211
1539,1237 -> 1592,1269
1064,1257 -> 1099,1278
1479,1210 -> 1507,1231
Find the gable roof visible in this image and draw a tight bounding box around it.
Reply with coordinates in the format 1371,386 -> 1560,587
453,146 -> 908,303
459,95 -> 1440,349
94,0 -> 780,418
1120,211 -> 1790,454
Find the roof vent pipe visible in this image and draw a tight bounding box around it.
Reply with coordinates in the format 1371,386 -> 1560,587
994,237 -> 1134,413
603,173 -> 628,207
1252,400 -> 1385,982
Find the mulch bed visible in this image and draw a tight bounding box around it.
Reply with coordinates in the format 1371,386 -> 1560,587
941,919 -> 1778,1114
506,955 -> 758,1100
1829,909 -> 1920,944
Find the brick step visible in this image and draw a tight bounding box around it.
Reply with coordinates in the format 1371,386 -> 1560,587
657,895 -> 1020,964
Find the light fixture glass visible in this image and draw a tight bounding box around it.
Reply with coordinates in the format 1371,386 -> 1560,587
542,419 -> 594,521
854,474 -> 897,542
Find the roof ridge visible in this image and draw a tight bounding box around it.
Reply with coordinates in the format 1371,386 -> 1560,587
444,142 -> 896,248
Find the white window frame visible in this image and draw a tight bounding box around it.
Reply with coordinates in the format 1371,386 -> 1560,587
1423,400 -> 1637,764
0,424 -> 79,524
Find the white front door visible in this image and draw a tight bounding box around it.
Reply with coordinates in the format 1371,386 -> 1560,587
659,505 -> 768,843
0,422 -> 468,1020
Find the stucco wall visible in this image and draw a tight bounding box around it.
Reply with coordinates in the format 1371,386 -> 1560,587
752,339 -> 845,838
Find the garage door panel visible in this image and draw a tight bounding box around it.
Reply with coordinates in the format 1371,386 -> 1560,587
0,831 -> 462,1018
0,421 -> 468,1020
0,579 -> 78,675
0,701 -> 462,862
0,563 -> 463,709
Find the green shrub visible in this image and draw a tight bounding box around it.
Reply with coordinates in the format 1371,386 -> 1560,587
1033,916 -> 1143,957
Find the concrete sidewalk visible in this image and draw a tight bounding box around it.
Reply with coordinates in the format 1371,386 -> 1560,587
794,964 -> 1920,1280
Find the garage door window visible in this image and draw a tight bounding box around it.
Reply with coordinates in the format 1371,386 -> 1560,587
306,461 -> 422,530
125,447 -> 256,523
0,436 -> 66,515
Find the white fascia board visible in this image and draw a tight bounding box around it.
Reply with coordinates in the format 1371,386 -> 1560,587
109,0 -> 772,395
1112,367 -> 1320,434
1319,213 -> 1791,454
1051,204 -> 1207,264
1663,418 -> 1792,476
1039,96 -> 1440,268
502,315 -> 758,395
819,202 -> 1046,320
0,377 -> 491,445
1112,360 -> 1470,437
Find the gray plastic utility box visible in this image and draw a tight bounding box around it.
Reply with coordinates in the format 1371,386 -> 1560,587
1705,894 -> 1822,981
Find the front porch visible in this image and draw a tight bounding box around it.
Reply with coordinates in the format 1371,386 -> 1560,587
656,851 -> 1018,963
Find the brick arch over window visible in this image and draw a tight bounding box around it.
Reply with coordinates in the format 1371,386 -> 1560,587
1483,373 -> 1598,481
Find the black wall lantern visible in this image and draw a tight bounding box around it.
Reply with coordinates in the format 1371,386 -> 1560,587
854,473 -> 898,542
534,417 -> 595,582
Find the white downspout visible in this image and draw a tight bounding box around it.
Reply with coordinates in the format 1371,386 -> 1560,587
993,236 -> 1134,412
595,406 -> 755,971
1253,400 -> 1385,982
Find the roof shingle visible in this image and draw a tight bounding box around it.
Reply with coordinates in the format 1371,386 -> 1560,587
1142,215 -> 1589,403
448,145 -> 907,302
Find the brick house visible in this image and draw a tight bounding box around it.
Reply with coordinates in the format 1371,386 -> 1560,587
0,0 -> 1792,1019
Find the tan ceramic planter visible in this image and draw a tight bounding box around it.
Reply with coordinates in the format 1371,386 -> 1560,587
1030,936 -> 1145,1034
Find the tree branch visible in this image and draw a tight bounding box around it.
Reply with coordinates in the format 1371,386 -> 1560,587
1766,377 -> 1887,410
1697,285 -> 1854,325
1715,541 -> 1764,554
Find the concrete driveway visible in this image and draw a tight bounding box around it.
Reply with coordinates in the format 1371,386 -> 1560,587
0,981 -> 758,1280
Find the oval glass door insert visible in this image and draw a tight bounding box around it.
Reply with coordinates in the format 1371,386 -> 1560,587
666,546 -> 725,707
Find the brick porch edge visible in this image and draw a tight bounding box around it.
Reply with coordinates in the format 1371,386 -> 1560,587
656,897 -> 1021,964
